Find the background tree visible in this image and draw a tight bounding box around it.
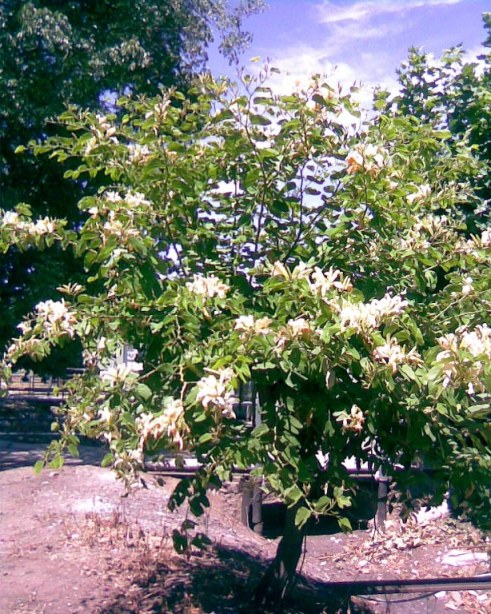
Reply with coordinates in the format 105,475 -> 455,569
2,60 -> 489,606
0,0 -> 264,371
380,13 -> 491,235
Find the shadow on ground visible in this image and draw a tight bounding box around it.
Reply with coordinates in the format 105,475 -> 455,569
88,543 -> 375,614
0,439 -> 106,471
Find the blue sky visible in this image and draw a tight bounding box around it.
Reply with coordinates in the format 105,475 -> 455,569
209,0 -> 489,100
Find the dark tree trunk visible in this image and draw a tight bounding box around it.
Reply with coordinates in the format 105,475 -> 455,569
253,502 -> 305,609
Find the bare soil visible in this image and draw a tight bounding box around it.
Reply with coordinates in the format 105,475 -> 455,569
0,438 -> 489,614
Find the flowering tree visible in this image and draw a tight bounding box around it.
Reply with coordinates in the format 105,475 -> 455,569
1,68 -> 490,605
0,0 -> 264,368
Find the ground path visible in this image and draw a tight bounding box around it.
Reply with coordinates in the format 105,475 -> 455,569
0,439 -> 489,613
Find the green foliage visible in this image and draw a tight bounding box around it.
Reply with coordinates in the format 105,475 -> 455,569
0,0 -> 264,365
381,13 -> 491,234
1,57 -> 490,538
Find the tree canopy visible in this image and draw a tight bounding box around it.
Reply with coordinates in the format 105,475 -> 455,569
0,0 -> 264,369
1,43 -> 490,602
381,13 -> 491,234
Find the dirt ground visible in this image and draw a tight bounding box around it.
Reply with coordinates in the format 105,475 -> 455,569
0,439 -> 489,614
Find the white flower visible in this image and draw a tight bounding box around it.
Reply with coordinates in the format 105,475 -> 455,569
137,399 -> 188,450
127,143 -> 151,163
95,114 -> 116,137
186,274 -> 229,299
104,191 -> 123,203
125,191 -> 151,208
462,276 -> 474,295
145,99 -> 171,120
16,321 -> 32,334
97,406 -> 114,424
481,230 -> 491,247
270,261 -> 290,279
346,143 -> 387,177
97,337 -> 107,351
310,267 -> 352,296
460,325 -> 491,358
234,315 -> 272,338
436,324 -> 491,392
287,318 -> 314,338
340,405 -> 365,433
32,217 -> 56,235
2,211 -> 21,226
372,338 -> 422,374
35,299 -> 76,337
291,262 -> 311,280
234,315 -> 255,331
99,361 -> 142,387
196,368 -> 237,418
274,317 -> 316,352
315,450 -> 330,470
336,294 -> 408,334
407,184 -> 431,205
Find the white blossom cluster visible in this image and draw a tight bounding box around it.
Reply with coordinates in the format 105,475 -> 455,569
339,404 -> 365,433
89,191 -> 151,221
309,267 -> 353,296
345,143 -> 388,177
234,315 -> 272,338
137,399 -> 187,451
144,99 -> 171,121
274,317 -> 316,352
102,212 -> 141,241
186,274 -> 230,299
35,299 -> 77,337
436,324 -> 491,392
196,368 -> 238,418
456,228 -> 491,259
372,338 -> 423,374
270,261 -> 352,295
400,214 -> 458,252
99,361 -> 143,388
406,183 -> 431,205
127,143 -> 152,164
94,114 -> 116,138
1,211 -> 58,237
84,114 -> 118,155
335,293 -> 408,334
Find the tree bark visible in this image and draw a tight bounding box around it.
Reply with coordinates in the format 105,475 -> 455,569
253,502 -> 305,609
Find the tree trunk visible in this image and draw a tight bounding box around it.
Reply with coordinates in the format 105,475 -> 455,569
253,502 -> 305,609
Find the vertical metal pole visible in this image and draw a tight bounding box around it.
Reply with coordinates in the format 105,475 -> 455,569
251,482 -> 264,535
376,465 -> 388,531
241,479 -> 252,527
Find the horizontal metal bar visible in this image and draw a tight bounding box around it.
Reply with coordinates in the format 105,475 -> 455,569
320,575 -> 491,596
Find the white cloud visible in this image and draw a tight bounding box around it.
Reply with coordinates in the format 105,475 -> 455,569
242,0 -> 484,109
247,44 -> 385,114
317,0 -> 463,24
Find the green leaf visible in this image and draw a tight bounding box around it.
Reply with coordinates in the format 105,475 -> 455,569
338,516 -> 352,532
172,529 -> 188,554
249,113 -> 271,126
34,460 -> 45,475
101,453 -> 114,468
314,496 -> 332,512
285,484 -> 303,505
49,454 -> 64,470
67,444 -> 79,458
295,506 -> 312,528
135,383 -> 152,401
